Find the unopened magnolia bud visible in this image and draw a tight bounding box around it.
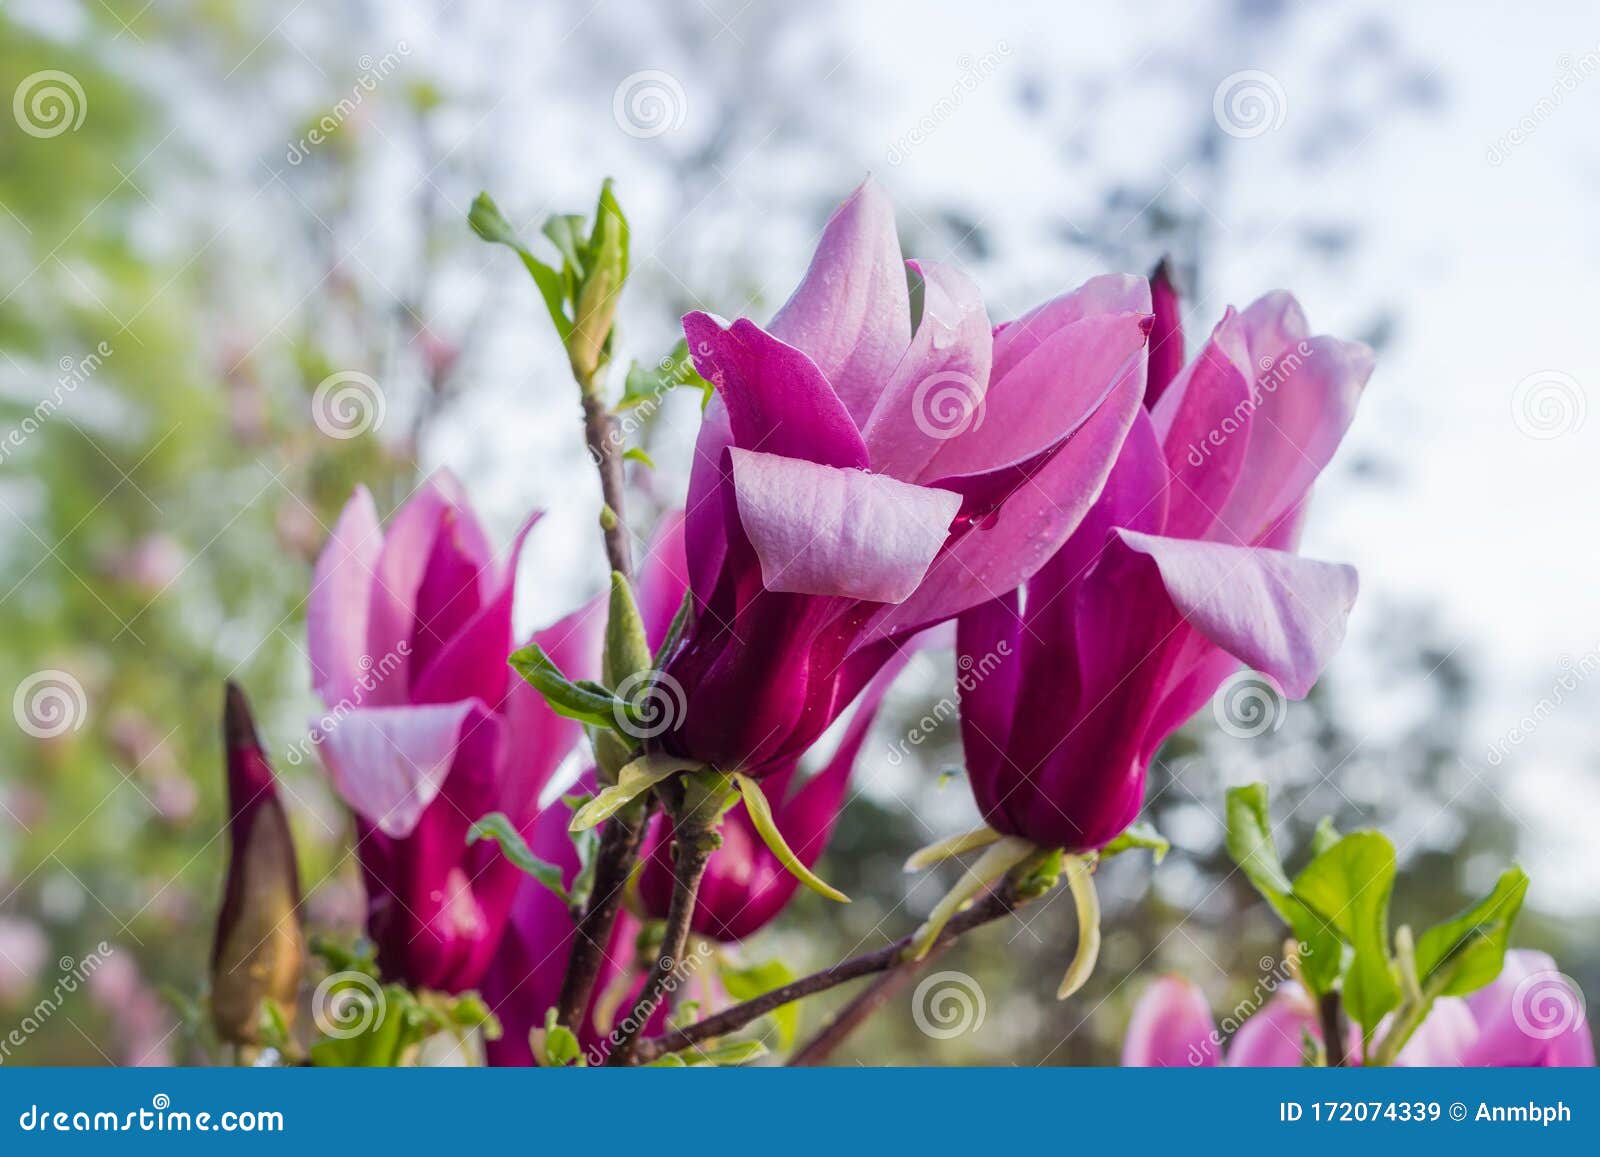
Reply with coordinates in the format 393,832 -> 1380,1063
211,683 -> 305,1046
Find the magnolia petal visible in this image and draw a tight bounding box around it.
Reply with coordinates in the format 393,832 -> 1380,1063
991,273 -> 1152,381
1113,530 -> 1358,698
318,701 -> 498,838
684,312 -> 868,470
767,177 -> 911,427
859,260 -> 993,482
1122,976 -> 1220,1067
1146,260 -> 1185,407
308,486 -> 383,706
729,448 -> 959,603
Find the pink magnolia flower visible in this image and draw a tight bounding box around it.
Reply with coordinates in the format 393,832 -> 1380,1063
1124,957 -> 1593,1067
659,178 -> 1153,778
958,284 -> 1372,851
307,472 -> 598,992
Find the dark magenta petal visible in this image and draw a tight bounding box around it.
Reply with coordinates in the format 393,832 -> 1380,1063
1146,258 -> 1185,407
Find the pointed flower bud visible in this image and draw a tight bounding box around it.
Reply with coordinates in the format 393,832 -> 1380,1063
211,683 -> 305,1047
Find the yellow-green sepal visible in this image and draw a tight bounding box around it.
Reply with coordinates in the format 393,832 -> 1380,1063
731,772 -> 849,903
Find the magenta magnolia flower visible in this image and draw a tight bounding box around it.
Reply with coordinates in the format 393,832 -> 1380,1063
638,659 -> 898,942
307,472 -> 598,992
957,285 -> 1371,852
659,178 -> 1153,777
1123,958 -> 1593,1066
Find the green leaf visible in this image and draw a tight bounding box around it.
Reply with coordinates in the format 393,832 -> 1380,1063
1414,866 -> 1528,996
623,447 -> 655,469
719,957 -> 800,1048
1293,831 -> 1400,1038
467,812 -> 569,904
602,571 -> 653,689
570,754 -> 701,830
1223,784 -> 1343,994
1311,815 -> 1342,856
733,773 -> 849,902
620,340 -> 710,409
538,1008 -> 585,1067
541,213 -> 588,277
468,192 -> 572,341
509,643 -> 623,730
683,1038 -> 769,1067
1101,822 -> 1170,864
568,180 -> 629,381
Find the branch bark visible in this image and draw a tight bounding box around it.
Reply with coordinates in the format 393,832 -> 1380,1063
788,939 -> 952,1066
554,807 -> 649,1029
1319,990 -> 1347,1067
633,881 -> 1026,1064
580,388 -> 631,578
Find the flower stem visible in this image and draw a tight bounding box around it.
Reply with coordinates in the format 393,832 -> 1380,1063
555,804 -> 650,1030
1319,990 -> 1347,1067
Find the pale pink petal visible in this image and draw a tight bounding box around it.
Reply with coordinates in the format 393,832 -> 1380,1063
991,273 -> 1151,380
729,448 -> 959,603
1122,976 -> 1220,1067
767,177 -> 911,426
1113,531 -> 1358,698
859,260 -> 993,482
308,487 -> 382,705
317,701 -> 498,838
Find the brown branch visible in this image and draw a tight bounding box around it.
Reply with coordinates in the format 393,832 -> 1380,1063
633,881 -> 1026,1064
1319,990 -> 1347,1067
554,807 -> 649,1029
581,388 -> 632,578
789,939 -> 952,1066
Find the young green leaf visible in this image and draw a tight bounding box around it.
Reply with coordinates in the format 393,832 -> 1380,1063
570,755 -> 702,830
467,812 -> 569,904
602,571 -> 653,688
541,213 -> 588,277
1293,831 -> 1400,1039
1223,784 -> 1343,994
509,643 -> 623,730
1101,821 -> 1171,864
1414,866 -> 1529,996
719,957 -> 800,1048
468,192 -> 572,341
1310,815 -> 1342,856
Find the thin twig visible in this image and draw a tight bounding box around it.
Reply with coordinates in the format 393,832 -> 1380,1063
634,882 -> 1027,1064
789,939 -> 952,1066
1319,990 -> 1347,1067
555,807 -> 649,1029
581,387 -> 632,578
